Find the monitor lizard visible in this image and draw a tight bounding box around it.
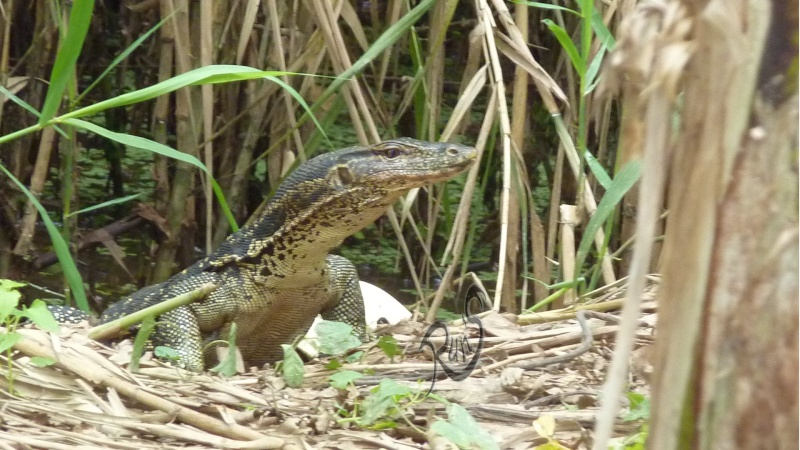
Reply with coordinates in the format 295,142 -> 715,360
50,138 -> 477,371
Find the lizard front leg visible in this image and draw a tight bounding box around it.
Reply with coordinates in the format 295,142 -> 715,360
321,254 -> 368,341
152,305 -> 205,372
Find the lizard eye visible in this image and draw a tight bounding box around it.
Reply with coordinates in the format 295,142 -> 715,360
385,147 -> 401,159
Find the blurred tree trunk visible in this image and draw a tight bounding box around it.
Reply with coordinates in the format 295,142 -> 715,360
649,0 -> 798,448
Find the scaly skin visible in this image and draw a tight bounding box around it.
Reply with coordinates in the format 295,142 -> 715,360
51,138 -> 477,371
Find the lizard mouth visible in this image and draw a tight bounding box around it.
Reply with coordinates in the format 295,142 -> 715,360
406,148 -> 477,185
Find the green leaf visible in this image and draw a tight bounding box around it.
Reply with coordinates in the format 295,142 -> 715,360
0,280 -> 25,290
609,424 -> 648,450
0,84 -> 70,138
24,300 -> 61,333
542,19 -> 584,75
325,358 -> 343,370
345,351 -> 364,364
368,420 -> 398,430
584,46 -> 607,95
329,370 -> 363,389
58,65 -> 292,121
358,379 -> 413,426
514,1 -> 579,15
376,335 -> 402,359
39,0 -> 96,124
210,323 -> 239,377
0,282 -> 22,320
262,75 -> 329,147
623,392 -> 651,422
431,403 -> 500,450
130,315 -> 156,372
0,85 -> 43,119
29,356 -> 57,367
584,149 -> 612,189
154,346 -> 180,360
591,9 -> 616,51
280,344 -> 305,387
66,193 -> 142,218
63,118 -> 238,232
0,332 -> 22,354
0,163 -> 89,311
575,159 -> 642,273
315,321 -> 362,356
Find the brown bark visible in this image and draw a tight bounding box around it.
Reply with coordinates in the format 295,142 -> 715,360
647,1 -> 798,448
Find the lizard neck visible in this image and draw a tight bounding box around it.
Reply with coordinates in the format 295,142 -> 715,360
252,187 -> 401,284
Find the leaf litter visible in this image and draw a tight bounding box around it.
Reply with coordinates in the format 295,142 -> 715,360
0,277 -> 658,449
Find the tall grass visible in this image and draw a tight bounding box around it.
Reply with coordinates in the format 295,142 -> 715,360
0,0 -> 645,319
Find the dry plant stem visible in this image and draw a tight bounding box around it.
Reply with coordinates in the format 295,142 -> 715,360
0,0 -> 12,104
309,0 -> 371,143
12,328 -> 282,446
546,142 -> 565,273
528,195 -> 549,304
487,0 -> 567,102
552,119 -> 617,284
475,0 -> 513,312
152,0 -> 175,214
592,90 -> 671,449
558,205 -> 578,306
88,283 -> 216,341
267,0 -> 305,161
517,300 -> 657,326
488,0 -> 614,285
0,411 -> 149,450
424,0 -> 447,141
425,89 -> 496,323
385,208 -> 425,301
200,0 -> 214,254
502,1 -> 529,310
235,0 -> 260,65
440,65 -> 489,261
12,125 -> 56,255
376,0 -> 404,94
152,0 -> 200,282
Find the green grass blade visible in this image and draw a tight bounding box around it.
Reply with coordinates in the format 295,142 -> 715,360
591,9 -> 616,50
575,159 -> 642,272
58,66 -> 293,121
63,118 -> 239,231
301,0 -> 436,129
515,0 -> 579,15
39,0 -> 96,124
0,85 -> 43,119
0,163 -> 89,311
264,75 -> 329,147
74,13 -> 174,106
584,46 -> 607,95
584,148 -> 612,189
65,193 -> 143,218
0,86 -> 71,139
542,19 -> 584,76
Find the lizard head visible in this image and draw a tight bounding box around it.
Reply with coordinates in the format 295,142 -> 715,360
324,138 -> 477,192
212,139 -> 477,267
